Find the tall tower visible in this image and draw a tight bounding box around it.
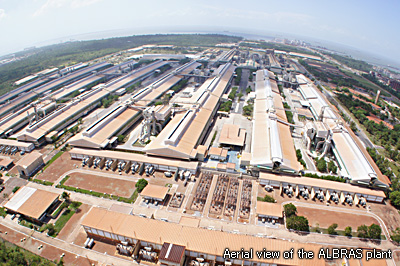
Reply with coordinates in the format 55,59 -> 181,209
375,90 -> 381,104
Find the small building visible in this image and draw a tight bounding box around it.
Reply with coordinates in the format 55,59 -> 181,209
256,201 -> 283,224
0,157 -> 14,170
45,131 -> 58,143
15,152 -> 44,177
195,145 -> 208,161
216,163 -> 227,171
218,124 -> 246,148
4,187 -> 60,224
208,147 -> 228,161
158,243 -> 186,266
240,152 -> 252,167
226,162 -> 236,173
140,184 -> 169,203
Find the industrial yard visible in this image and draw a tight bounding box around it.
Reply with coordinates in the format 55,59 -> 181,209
0,35 -> 398,266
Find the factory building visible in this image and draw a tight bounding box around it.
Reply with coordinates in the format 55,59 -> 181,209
68,105 -> 140,149
17,61 -> 168,146
15,152 -> 44,177
4,187 -> 60,224
0,139 -> 35,153
0,101 -> 55,137
68,61 -> 201,149
0,62 -> 112,119
296,74 -> 390,189
259,172 -> 386,203
144,63 -> 235,160
81,207 -> 326,266
251,70 -> 301,174
69,148 -> 199,174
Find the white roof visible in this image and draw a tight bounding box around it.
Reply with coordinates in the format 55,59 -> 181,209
4,187 -> 36,211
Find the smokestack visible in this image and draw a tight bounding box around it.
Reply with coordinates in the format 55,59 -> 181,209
375,90 -> 381,104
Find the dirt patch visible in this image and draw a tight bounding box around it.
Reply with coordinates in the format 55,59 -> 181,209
296,206 -> 380,230
65,173 -> 136,198
36,152 -> 78,182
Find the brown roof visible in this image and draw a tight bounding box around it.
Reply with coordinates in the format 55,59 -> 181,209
226,162 -> 236,169
208,147 -> 222,156
196,145 -> 208,157
217,163 -> 227,170
16,152 -> 43,168
5,187 -> 59,220
82,207 -> 325,266
218,124 -> 246,146
256,201 -> 282,218
140,184 -> 169,200
159,243 -> 185,263
0,157 -> 13,168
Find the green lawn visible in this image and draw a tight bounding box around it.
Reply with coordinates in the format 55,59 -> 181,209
53,209 -> 75,235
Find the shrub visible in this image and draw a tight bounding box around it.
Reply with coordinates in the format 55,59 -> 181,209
262,195 -> 275,203
345,226 -> 352,237
327,223 -> 338,235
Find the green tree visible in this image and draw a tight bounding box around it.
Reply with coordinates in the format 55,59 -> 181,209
61,192 -> 70,202
390,191 -> 400,208
390,227 -> 400,244
237,93 -> 244,99
357,225 -> 369,238
327,223 -> 338,235
286,216 -> 309,232
368,224 -> 382,240
246,86 -> 252,94
345,226 -> 352,237
316,158 -> 327,172
135,178 -> 148,193
46,223 -> 56,236
12,186 -> 20,193
284,203 -> 297,217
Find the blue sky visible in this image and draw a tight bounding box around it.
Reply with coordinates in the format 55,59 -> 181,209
0,0 -> 399,65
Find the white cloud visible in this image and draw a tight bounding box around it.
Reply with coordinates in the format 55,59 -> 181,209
0,9 -> 7,20
33,0 -> 101,17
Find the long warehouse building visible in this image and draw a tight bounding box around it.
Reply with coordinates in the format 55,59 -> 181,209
49,60 -> 137,100
296,74 -> 390,188
17,61 -> 168,146
68,61 -> 201,149
82,207 -> 326,266
251,70 -> 301,174
144,63 -> 235,160
0,62 -> 112,119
